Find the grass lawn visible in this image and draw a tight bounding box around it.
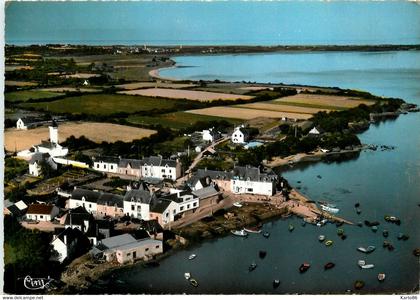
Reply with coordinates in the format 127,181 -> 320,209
4,243 -> 17,265
127,111 -> 241,130
5,90 -> 64,102
20,94 -> 184,116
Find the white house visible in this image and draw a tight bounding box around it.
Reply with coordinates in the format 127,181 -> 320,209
231,125 -> 249,144
93,156 -> 119,174
25,203 -> 59,221
51,227 -> 83,263
231,166 -> 277,196
141,156 -> 181,181
16,118 -> 28,130
28,153 -> 57,177
123,189 -> 155,220
202,128 -> 221,143
308,126 -> 324,135
68,188 -> 100,214
167,189 -> 200,214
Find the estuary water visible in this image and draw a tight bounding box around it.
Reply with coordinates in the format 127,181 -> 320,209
90,51 -> 420,294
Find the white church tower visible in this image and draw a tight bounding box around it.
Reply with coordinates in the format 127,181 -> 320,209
49,119 -> 59,144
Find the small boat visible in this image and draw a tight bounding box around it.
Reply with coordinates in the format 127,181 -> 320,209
358,260 -> 366,267
188,254 -> 197,260
341,234 -> 347,240
371,226 -> 378,232
354,280 -> 365,290
299,263 -> 310,273
189,278 -> 199,287
382,230 -> 389,237
259,251 -> 267,259
263,231 -> 270,238
272,279 -> 280,288
233,202 -> 243,208
288,224 -> 294,232
357,246 -> 375,253
356,209 -> 362,215
184,273 -> 191,280
325,240 -> 333,247
249,263 -> 257,272
318,235 -> 326,242
231,229 -> 248,237
244,226 -> 262,234
383,240 -> 390,248
317,175 -> 322,179
337,228 -> 344,236
320,204 -> 339,214
361,264 -> 375,269
317,219 -> 328,227
378,273 -> 386,282
387,244 -> 395,251
355,203 -> 360,208
324,262 -> 335,270
398,233 -> 409,241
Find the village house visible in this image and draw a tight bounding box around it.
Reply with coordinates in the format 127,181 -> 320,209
231,125 -> 249,144
308,126 -> 325,136
149,198 -> 176,226
16,117 -> 30,130
118,158 -> 142,178
123,188 -> 156,220
192,184 -> 222,207
142,156 -> 181,180
93,156 -> 119,173
68,188 -> 101,214
25,203 -> 59,222
202,127 -> 222,143
50,227 -> 84,263
28,152 -> 57,177
93,233 -> 163,264
96,193 -> 124,219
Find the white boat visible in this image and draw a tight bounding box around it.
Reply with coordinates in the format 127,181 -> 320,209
233,202 -> 243,208
361,264 -> 375,269
320,204 -> 340,214
184,273 -> 191,280
231,229 -> 248,237
378,273 -> 386,281
316,219 -> 328,227
358,260 -> 366,267
318,235 -> 326,242
357,246 -> 376,253
188,254 -> 197,260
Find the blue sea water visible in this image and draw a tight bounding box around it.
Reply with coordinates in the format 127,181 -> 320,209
92,51 -> 420,294
5,1 -> 420,46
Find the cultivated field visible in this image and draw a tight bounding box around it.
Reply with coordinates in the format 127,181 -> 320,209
119,88 -> 254,101
4,122 -> 156,152
274,94 -> 375,109
62,73 -> 100,79
38,87 -> 101,93
237,102 -> 330,114
127,111 -> 240,130
20,94 -> 181,115
5,91 -> 64,102
5,81 -> 38,87
186,107 -> 312,120
116,82 -> 197,90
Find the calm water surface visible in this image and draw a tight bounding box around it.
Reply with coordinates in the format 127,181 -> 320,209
90,51 -> 420,294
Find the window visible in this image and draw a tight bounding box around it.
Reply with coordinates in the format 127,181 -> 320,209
110,165 -> 113,170
131,205 -> 135,210
40,215 -> 44,219
247,188 -> 253,192
89,204 -> 92,208
173,209 -> 176,214
187,204 -> 190,209
127,252 -> 131,256
180,206 -> 184,211
145,248 -> 149,252
169,170 -> 172,173
96,163 -> 99,168
165,212 -> 169,217
193,202 -> 197,207
103,164 -> 106,169
161,169 -> 165,173
156,245 -> 160,249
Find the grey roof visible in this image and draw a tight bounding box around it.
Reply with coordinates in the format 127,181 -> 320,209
64,206 -> 93,226
192,185 -> 220,199
130,181 -> 149,191
100,233 -> 136,249
191,176 -> 211,188
6,205 -> 25,217
195,169 -> 234,181
232,166 -> 278,182
55,227 -> 83,245
149,198 -> 171,214
71,188 -> 102,203
118,158 -> 143,169
115,238 -> 161,252
94,156 -> 120,164
123,189 -> 154,204
143,156 -> 177,168
97,193 -> 124,208
36,140 -> 56,149
29,152 -> 51,164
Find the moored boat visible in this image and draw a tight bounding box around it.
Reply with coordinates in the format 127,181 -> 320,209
356,208 -> 362,215
263,231 -> 270,238
189,278 -> 199,287
272,279 -> 280,288
184,273 -> 191,280
371,226 -> 378,232
288,224 -> 295,232
231,229 -> 248,237
299,263 -> 310,273
382,230 -> 389,237
259,251 -> 267,259
233,202 -> 243,208
318,235 -> 326,242
188,254 -> 197,260
249,263 -> 257,272
361,264 -> 375,269
324,262 -> 335,270
320,204 -> 339,214
325,240 -> 333,246
378,273 -> 386,282
357,246 -> 375,253
341,234 -> 347,240
358,260 -> 366,267
337,228 -> 344,236
244,225 -> 262,234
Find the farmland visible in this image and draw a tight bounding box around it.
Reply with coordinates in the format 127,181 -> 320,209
116,82 -> 196,90
274,94 -> 375,109
119,88 -> 254,102
237,102 -> 330,114
4,122 -> 157,152
186,106 -> 313,120
127,111 -> 240,130
20,94 -> 186,116
5,90 -> 64,102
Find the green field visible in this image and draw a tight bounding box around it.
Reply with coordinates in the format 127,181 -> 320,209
5,90 -> 64,102
127,111 -> 240,130
271,100 -> 346,111
20,94 -> 184,115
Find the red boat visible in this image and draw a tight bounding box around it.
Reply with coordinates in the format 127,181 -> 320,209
299,263 -> 310,273
244,225 -> 262,234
